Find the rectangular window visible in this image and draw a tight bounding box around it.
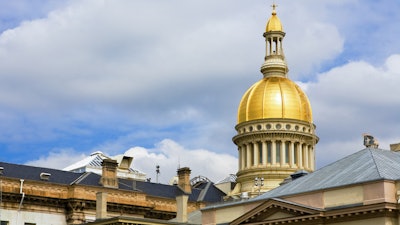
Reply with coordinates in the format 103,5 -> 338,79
258,142 -> 263,164
276,141 -> 281,163
25,223 -> 36,225
294,143 -> 298,164
285,142 -> 290,164
267,142 -> 272,163
1,221 -> 9,225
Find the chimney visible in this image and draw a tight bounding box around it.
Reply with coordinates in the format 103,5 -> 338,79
175,167 -> 191,223
100,159 -> 118,188
390,143 -> 400,152
177,167 -> 191,194
96,192 -> 108,219
176,195 -> 189,223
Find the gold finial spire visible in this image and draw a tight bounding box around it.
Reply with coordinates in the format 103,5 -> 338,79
265,2 -> 283,32
271,3 -> 277,15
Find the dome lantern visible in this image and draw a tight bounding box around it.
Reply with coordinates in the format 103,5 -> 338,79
261,4 -> 287,78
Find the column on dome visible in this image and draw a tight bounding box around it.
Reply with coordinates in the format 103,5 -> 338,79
247,144 -> 252,168
293,142 -> 298,166
308,146 -> 314,170
262,141 -> 267,165
290,141 -> 295,167
238,146 -> 242,170
242,146 -> 246,169
241,145 -> 244,169
311,147 -> 315,170
303,144 -> 309,170
272,140 -> 276,165
277,37 -> 281,55
298,143 -> 303,168
281,140 -> 286,165
253,142 -> 259,166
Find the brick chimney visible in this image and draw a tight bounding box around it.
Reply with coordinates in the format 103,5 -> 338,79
177,167 -> 191,194
96,192 -> 108,219
100,159 -> 118,188
176,167 -> 191,223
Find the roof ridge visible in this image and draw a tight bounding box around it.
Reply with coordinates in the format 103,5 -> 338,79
368,148 -> 384,179
70,172 -> 92,185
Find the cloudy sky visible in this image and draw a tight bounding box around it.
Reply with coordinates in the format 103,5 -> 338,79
0,0 -> 399,183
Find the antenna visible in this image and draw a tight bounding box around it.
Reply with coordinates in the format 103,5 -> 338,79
156,165 -> 160,183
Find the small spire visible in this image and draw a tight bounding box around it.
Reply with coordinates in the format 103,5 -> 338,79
271,2 -> 277,15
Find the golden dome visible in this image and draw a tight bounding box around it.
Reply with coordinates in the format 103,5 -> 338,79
265,5 -> 283,32
238,77 -> 312,124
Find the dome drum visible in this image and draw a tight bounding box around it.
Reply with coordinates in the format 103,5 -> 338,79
233,118 -> 318,144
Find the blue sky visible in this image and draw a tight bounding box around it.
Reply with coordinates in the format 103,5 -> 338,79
1,0 -> 400,183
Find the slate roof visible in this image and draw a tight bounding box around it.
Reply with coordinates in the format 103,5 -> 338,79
0,161 -> 84,185
256,147 -> 400,200
0,161 -> 225,204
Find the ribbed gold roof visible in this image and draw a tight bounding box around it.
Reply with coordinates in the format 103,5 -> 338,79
238,77 -> 312,123
265,5 -> 283,32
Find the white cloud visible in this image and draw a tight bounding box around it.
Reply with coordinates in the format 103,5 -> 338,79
1,0 -> 400,177
128,139 -> 237,183
26,139 -> 237,184
25,148 -> 86,169
309,54 -> 400,166
284,12 -> 344,79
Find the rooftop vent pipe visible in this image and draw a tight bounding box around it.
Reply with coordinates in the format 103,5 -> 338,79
40,172 -> 51,181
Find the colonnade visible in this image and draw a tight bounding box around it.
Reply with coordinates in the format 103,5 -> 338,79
265,35 -> 284,56
238,140 -> 314,171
